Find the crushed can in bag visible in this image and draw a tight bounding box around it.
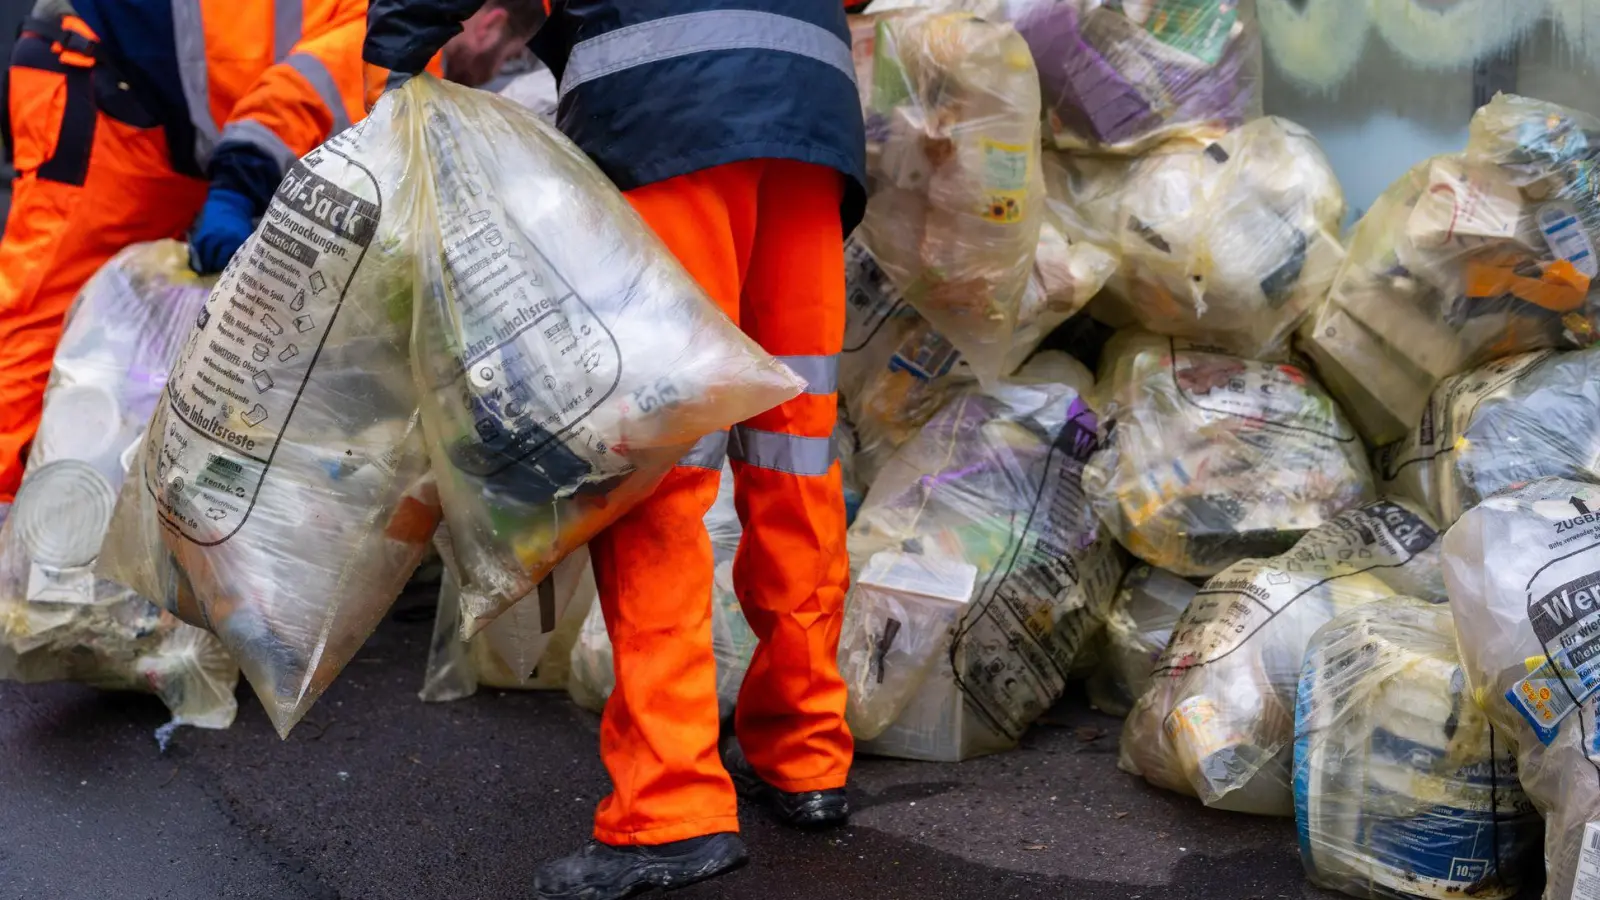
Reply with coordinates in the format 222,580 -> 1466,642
1294,596 -> 1540,900
1300,94 -> 1600,446
0,241 -> 238,733
420,530 -> 595,702
400,77 -> 803,636
1121,499 -> 1444,816
1378,347 -> 1600,529
98,89 -> 445,738
842,353 -> 1125,761
1443,477 -> 1600,900
859,11 -> 1045,383
1057,116 -> 1345,360
1015,0 -> 1262,154
1083,331 -> 1374,578
1086,564 -> 1197,718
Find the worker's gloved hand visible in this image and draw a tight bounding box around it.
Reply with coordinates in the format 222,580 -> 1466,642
189,187 -> 256,275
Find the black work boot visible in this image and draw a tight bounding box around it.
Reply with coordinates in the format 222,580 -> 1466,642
532,833 -> 748,900
723,740 -> 850,830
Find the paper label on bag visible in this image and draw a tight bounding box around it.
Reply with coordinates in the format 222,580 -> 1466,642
980,139 -> 1029,224
859,551 -> 977,605
1541,202 -> 1599,279
1574,823 -> 1600,900
26,563 -> 95,605
150,136 -> 379,543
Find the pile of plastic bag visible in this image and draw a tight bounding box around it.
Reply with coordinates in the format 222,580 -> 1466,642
1015,0 -> 1262,154
1443,477 -> 1600,900
1293,596 -> 1540,900
1301,94 -> 1600,445
0,241 -> 238,733
1057,116 -> 1345,360
858,11 -> 1046,382
1377,347 -> 1600,527
1121,499 -> 1444,815
98,76 -> 802,736
1083,331 -> 1374,577
566,464 -> 755,719
1086,564 -> 1196,717
839,353 -> 1125,761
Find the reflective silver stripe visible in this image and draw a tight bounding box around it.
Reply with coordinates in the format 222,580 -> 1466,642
172,0 -> 218,166
385,69 -> 413,92
728,426 -> 835,477
284,52 -> 351,133
559,10 -> 856,101
679,431 -> 729,471
216,119 -> 296,175
776,354 -> 839,396
273,0 -> 302,61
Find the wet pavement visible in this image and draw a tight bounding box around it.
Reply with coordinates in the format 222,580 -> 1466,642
2,588 -> 1350,900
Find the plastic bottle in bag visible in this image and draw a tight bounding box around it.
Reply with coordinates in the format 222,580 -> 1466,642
1086,564 -> 1197,718
1299,94 -> 1600,446
1055,116 -> 1345,360
400,77 -> 804,636
858,11 -> 1046,383
1377,347 -> 1600,529
1015,0 -> 1262,154
1121,499 -> 1444,816
841,353 -> 1126,761
1294,596 -> 1541,900
1083,331 -> 1374,577
1443,477 -> 1600,900
419,536 -> 595,702
0,241 -> 238,732
97,115 -> 440,738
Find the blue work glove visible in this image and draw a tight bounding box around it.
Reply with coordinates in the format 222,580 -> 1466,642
189,187 -> 257,275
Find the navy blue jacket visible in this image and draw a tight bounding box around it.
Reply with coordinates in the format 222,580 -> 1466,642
363,0 -> 867,232
72,0 -> 283,211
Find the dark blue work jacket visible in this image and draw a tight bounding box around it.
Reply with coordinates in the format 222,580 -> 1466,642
363,0 -> 868,232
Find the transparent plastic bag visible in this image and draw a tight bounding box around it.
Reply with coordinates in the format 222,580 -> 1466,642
1121,499 -> 1445,816
1377,348 -> 1600,528
0,241 -> 238,731
1293,596 -> 1540,900
566,600 -> 612,715
844,354 -> 1125,760
1083,331 -> 1374,577
859,11 -> 1045,383
1086,564 -> 1196,718
840,237 -> 974,486
398,77 -> 803,636
1055,117 -> 1345,360
1016,0 -> 1262,154
1299,94 -> 1600,446
1442,478 -> 1600,900
98,116 -> 440,738
420,539 -> 595,702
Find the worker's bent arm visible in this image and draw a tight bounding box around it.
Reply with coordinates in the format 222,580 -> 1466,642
364,0 -> 487,75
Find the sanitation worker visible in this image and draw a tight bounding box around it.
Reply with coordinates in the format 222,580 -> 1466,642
364,1 -> 868,897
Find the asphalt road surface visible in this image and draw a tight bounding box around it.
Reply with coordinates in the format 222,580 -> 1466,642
0,588 -> 1405,900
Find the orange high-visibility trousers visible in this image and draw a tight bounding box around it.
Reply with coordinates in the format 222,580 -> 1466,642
589,158 -> 853,845
0,18 -> 209,502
